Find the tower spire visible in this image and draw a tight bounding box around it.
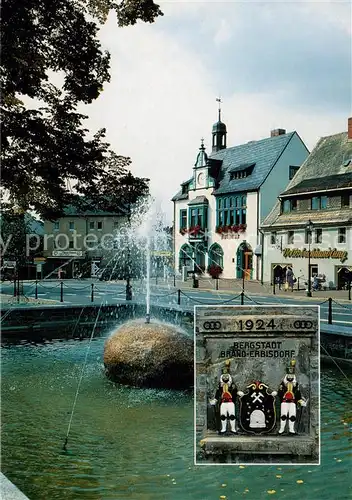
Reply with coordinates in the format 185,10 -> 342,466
216,97 -> 222,122
212,97 -> 227,152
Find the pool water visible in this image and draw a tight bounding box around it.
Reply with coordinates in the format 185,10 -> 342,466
1,334 -> 351,500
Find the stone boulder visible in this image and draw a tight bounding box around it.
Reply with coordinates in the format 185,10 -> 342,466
103,320 -> 193,389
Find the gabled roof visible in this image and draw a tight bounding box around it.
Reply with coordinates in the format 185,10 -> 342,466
281,171 -> 352,196
211,132 -> 296,195
262,132 -> 352,228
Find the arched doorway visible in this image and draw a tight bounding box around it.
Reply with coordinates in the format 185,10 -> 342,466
179,244 -> 192,271
236,241 -> 253,279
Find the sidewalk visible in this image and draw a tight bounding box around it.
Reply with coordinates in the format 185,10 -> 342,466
108,277 -> 352,303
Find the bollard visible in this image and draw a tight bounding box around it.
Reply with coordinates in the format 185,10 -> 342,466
240,291 -> 244,305
173,274 -> 176,287
273,281 -> 276,295
155,275 -> 158,285
216,278 -> 219,291
35,280 -> 38,300
91,283 -> 94,302
297,277 -> 300,291
348,282 -> 351,301
60,281 -> 64,302
328,297 -> 333,324
177,289 -> 181,305
13,278 -> 17,297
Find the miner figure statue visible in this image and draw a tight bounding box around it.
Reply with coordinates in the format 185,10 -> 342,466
278,359 -> 307,435
209,361 -> 243,435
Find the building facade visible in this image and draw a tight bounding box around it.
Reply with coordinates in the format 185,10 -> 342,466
43,208 -> 126,278
172,111 -> 309,280
262,118 -> 352,289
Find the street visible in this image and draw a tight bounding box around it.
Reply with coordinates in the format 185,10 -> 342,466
1,279 -> 352,327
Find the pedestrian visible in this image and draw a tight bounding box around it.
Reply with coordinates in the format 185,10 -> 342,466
286,267 -> 294,291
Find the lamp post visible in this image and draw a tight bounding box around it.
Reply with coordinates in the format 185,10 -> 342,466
306,219 -> 313,297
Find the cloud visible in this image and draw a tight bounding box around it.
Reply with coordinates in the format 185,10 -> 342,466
80,2 -> 350,223
213,19 -> 232,45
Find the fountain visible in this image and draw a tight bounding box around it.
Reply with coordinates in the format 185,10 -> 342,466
103,197 -> 193,389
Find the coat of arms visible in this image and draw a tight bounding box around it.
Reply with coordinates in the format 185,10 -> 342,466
238,381 -> 277,434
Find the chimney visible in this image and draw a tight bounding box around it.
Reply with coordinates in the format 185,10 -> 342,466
271,128 -> 286,137
348,117 -> 352,140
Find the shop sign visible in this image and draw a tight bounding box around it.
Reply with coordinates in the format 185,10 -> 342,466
52,250 -> 83,257
221,233 -> 241,240
282,247 -> 348,263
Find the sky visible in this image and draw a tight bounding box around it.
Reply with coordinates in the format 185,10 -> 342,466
83,0 -> 352,222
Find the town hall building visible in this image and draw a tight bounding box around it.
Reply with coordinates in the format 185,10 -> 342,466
172,105 -> 309,280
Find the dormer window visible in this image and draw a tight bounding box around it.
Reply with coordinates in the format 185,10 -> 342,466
182,184 -> 188,195
311,196 -> 327,210
281,198 -> 297,213
229,163 -> 255,181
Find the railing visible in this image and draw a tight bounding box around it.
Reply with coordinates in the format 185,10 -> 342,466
2,278 -> 352,328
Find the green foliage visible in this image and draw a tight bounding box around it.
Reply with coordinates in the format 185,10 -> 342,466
1,0 -> 159,218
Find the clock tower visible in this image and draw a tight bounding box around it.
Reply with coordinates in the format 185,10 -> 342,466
194,138 -> 208,189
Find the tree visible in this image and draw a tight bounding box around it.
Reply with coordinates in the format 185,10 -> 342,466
1,0 -> 162,218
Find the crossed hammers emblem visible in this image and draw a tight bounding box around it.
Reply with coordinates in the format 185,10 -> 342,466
251,392 -> 264,403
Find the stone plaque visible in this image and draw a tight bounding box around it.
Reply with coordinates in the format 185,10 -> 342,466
195,305 -> 320,465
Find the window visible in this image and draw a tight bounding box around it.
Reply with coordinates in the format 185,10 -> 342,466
338,228 -> 346,244
342,194 -> 350,207
282,200 -> 291,213
69,221 -> 74,231
188,206 -> 207,229
97,221 -> 103,230
291,199 -> 297,211
270,232 -> 277,245
289,165 -> 300,180
89,221 -> 95,230
315,228 -> 322,244
209,243 -> 224,268
180,209 -> 187,229
217,195 -> 247,227
182,184 -> 189,195
53,221 -> 59,231
311,196 -> 328,210
287,231 -> 294,244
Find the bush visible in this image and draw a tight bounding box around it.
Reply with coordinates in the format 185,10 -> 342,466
207,264 -> 223,279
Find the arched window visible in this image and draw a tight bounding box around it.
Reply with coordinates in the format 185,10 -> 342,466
195,243 -> 206,272
209,243 -> 224,269
179,244 -> 192,270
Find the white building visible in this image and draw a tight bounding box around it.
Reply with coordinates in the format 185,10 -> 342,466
261,118 -> 352,289
172,110 -> 309,280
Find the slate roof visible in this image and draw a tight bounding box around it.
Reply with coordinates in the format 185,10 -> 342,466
172,132 -> 298,201
262,132 -> 352,228
281,171 -> 352,196
265,209 -> 352,228
188,196 -> 209,206
211,132 -> 296,195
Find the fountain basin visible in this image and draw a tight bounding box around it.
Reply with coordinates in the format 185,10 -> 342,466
103,320 -> 193,389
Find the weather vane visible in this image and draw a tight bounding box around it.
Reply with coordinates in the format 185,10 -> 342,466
216,97 -> 222,121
